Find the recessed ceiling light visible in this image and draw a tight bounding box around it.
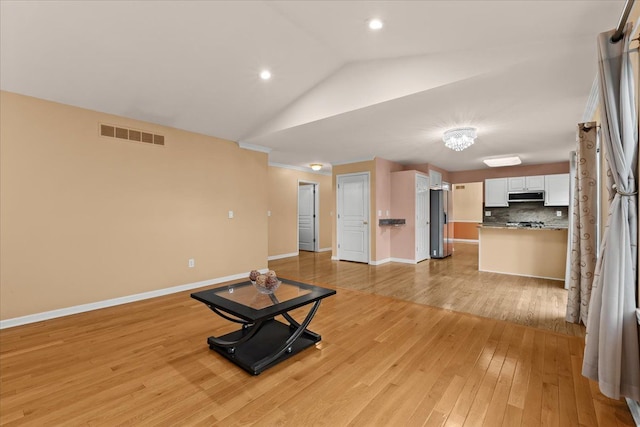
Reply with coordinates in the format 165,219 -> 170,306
483,156 -> 522,167
368,19 -> 383,30
259,70 -> 271,80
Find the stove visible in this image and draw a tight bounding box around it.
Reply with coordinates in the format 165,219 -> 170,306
506,221 -> 545,228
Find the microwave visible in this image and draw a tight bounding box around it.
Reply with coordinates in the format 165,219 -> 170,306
508,191 -> 545,203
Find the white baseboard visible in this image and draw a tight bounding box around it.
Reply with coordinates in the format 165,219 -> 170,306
390,257 -> 418,265
454,239 -> 479,244
318,247 -> 332,253
331,256 -> 339,261
365,257 -> 421,265
0,270 -> 264,330
478,268 -> 564,281
626,398 -> 640,426
267,252 -> 299,261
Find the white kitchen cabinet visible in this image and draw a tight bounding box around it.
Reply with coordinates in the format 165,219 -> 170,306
545,173 -> 570,206
485,178 -> 508,207
508,175 -> 545,192
429,170 -> 442,189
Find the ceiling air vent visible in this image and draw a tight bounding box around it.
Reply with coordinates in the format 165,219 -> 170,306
455,185 -> 466,190
100,124 -> 165,146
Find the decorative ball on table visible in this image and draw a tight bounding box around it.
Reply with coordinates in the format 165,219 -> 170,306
249,270 -> 260,283
265,275 -> 279,290
253,271 -> 281,294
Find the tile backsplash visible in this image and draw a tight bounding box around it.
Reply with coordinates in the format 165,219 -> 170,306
483,202 -> 569,226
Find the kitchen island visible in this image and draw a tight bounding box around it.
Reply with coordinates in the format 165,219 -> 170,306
478,225 -> 568,280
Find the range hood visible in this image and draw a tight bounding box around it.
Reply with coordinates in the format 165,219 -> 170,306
508,191 -> 545,203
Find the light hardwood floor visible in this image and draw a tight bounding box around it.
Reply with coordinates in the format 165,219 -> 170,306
0,245 -> 633,425
271,244 -> 585,337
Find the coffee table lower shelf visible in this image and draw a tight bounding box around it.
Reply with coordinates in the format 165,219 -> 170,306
208,319 -> 321,375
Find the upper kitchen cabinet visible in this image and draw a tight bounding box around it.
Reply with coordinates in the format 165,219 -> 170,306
430,170 -> 443,189
485,178 -> 509,207
508,175 -> 545,192
545,173 -> 570,206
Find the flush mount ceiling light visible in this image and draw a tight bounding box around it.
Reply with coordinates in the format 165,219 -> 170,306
310,163 -> 322,171
443,127 -> 477,151
483,156 -> 522,167
259,69 -> 272,80
368,18 -> 383,30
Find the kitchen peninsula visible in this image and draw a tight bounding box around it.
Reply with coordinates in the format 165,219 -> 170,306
478,224 -> 568,280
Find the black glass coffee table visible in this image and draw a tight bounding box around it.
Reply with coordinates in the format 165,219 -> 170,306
191,278 -> 336,375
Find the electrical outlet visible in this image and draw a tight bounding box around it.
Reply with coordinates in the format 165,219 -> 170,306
556,211 -> 562,217
386,210 -> 390,216
378,210 -> 382,217
267,210 -> 271,217
188,258 -> 195,268
228,210 -> 234,219
485,211 -> 491,217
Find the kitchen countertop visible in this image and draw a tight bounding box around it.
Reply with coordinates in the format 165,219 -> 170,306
478,223 -> 568,230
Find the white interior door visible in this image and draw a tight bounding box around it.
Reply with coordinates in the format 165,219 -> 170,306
337,173 -> 369,263
416,174 -> 431,262
298,184 -> 315,251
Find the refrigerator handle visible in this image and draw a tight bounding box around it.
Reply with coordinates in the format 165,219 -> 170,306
444,212 -> 447,224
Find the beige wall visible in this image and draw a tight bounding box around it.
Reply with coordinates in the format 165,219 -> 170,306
0,91 -> 268,320
267,166 -> 332,257
452,182 -> 483,222
452,182 -> 483,241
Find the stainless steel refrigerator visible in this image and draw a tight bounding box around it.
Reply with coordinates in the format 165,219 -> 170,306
430,188 -> 452,258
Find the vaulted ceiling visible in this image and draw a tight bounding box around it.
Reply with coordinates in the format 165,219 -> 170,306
0,1 -> 626,172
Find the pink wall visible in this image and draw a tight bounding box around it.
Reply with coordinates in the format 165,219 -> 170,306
403,163 -> 451,183
448,161 -> 569,184
390,170 -> 417,261
375,158 -> 404,261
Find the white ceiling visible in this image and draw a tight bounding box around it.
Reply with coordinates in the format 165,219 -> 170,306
0,1 -> 625,172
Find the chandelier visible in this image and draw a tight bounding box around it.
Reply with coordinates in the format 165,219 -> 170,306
443,127 -> 477,151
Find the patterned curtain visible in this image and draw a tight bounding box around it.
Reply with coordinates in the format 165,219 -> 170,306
566,122 -> 598,325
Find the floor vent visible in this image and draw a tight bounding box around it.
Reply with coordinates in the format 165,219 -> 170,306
100,124 -> 165,146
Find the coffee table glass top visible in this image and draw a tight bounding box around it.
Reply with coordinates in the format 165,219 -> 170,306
215,282 -> 312,309
191,278 -> 336,322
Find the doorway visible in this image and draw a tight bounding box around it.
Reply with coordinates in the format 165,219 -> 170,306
336,172 -> 370,263
298,181 -> 319,252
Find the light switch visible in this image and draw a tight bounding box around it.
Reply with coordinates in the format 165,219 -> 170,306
228,210 -> 234,219
386,210 -> 390,216
556,211 -> 562,217
485,211 -> 491,217
267,210 -> 271,217
378,210 -> 382,217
